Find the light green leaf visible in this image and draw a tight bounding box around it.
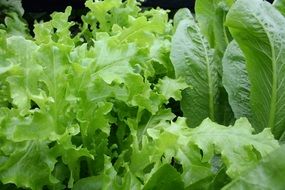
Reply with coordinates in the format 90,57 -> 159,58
117,12 -> 167,46
222,41 -> 251,119
72,156 -> 140,190
3,111 -> 57,142
155,117 -> 278,186
90,40 -> 137,84
85,0 -> 122,32
33,7 -> 74,45
170,10 -> 219,127
5,36 -> 41,114
0,142 -> 58,190
173,8 -> 192,31
1,12 -> 28,36
82,0 -> 141,41
195,0 -> 234,55
50,7 -> 74,46
54,133 -> 93,188
190,118 -> 279,178
129,116 -> 279,188
273,0 -> 285,16
33,22 -> 54,44
226,0 -> 285,139
156,77 -> 188,101
223,145 -> 285,190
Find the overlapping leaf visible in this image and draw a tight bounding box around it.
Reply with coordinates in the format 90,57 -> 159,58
226,0 -> 285,139
222,41 -> 251,119
171,9 -> 219,127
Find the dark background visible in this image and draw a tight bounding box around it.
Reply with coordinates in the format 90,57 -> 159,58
22,0 -> 195,12
21,0 -> 275,12
19,0 -> 275,28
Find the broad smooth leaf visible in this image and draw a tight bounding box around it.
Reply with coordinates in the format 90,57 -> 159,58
222,145 -> 285,190
72,176 -> 103,190
222,41 -> 251,119
226,0 -> 285,139
171,10 -> 219,127
143,164 -> 184,190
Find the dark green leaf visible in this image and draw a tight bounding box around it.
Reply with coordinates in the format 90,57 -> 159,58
143,164 -> 184,190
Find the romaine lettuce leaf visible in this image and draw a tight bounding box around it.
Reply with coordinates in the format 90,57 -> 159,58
226,0 -> 285,139
222,41 -> 251,119
170,9 -> 219,127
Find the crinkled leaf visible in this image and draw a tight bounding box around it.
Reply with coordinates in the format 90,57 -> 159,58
2,111 -> 57,142
223,145 -> 285,190
170,10 -> 219,127
190,118 -> 279,178
4,36 -> 40,114
1,12 -> 28,36
129,116 -> 279,188
222,41 -> 251,119
90,40 -> 137,84
156,77 -> 188,101
0,142 -> 58,190
0,0 -> 24,16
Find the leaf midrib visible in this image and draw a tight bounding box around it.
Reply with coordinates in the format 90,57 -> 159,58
252,11 -> 277,132
192,21 -> 215,121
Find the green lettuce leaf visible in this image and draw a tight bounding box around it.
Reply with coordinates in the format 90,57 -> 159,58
226,0 -> 285,139
195,0 -> 234,55
0,0 -> 24,16
0,0 -> 178,189
172,8 -> 192,31
1,0 -> 284,189
189,118 -> 279,178
273,0 -> 285,16
0,141 -> 58,190
223,145 -> 285,190
143,164 -> 184,190
222,41 -> 251,119
170,9 -> 219,127
127,115 -> 279,188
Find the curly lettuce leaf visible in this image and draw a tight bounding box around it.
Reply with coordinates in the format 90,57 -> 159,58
223,145 -> 285,190
0,0 -> 178,189
127,115 -> 278,188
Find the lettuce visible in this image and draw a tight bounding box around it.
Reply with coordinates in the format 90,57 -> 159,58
0,0 -> 284,189
226,0 -> 285,140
